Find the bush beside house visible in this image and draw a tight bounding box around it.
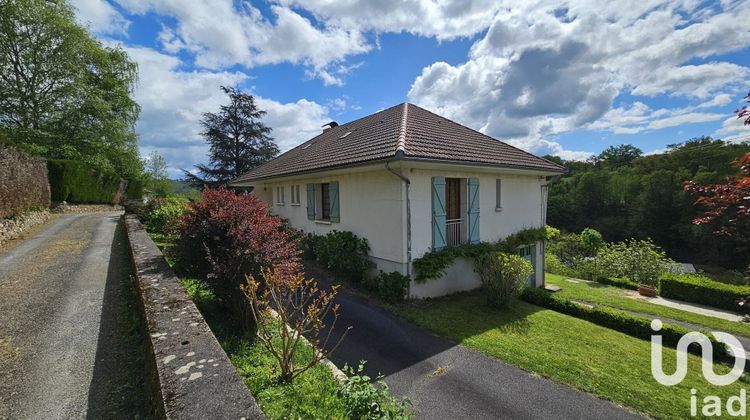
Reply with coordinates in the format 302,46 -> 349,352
0,144 -> 51,218
660,273 -> 750,313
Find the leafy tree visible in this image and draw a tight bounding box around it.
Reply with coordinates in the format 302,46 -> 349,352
143,151 -> 172,197
595,144 -> 643,168
185,86 -> 279,186
0,0 -> 141,177
547,139 -> 750,269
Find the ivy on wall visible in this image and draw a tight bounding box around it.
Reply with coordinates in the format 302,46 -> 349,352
412,227 -> 551,283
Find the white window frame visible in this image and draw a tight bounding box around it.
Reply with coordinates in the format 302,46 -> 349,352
276,186 -> 285,205
291,185 -> 301,205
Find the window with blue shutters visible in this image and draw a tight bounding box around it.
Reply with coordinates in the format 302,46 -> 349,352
307,181 -> 340,223
467,177 -> 480,244
431,176 -> 447,250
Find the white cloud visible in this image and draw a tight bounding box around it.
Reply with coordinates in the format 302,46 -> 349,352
71,0 -> 129,35
407,0 -> 750,157
114,0 -> 370,84
121,46 -> 330,177
278,0 -> 502,39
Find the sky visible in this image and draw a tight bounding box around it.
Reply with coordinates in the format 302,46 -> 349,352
70,0 -> 750,177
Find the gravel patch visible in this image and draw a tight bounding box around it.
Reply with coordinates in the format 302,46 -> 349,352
0,209 -> 51,248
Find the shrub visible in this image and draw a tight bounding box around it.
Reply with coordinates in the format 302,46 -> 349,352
595,276 -> 638,290
178,189 -> 301,331
520,287 -> 729,360
589,239 -> 674,287
475,252 -> 533,308
0,144 -> 50,218
366,271 -> 410,303
242,266 -> 349,383
309,231 -> 373,282
126,177 -> 145,200
145,196 -> 188,235
544,252 -> 580,277
579,228 -> 604,253
47,159 -> 122,203
339,363 -> 412,419
660,273 -> 750,313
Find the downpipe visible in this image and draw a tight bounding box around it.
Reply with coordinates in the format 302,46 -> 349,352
385,160 -> 411,279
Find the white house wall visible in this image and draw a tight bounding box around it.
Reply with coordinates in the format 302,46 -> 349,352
255,169 -> 407,274
407,167 -> 546,298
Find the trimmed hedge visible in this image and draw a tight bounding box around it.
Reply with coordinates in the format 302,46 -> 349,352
595,276 -> 638,290
47,159 -> 122,204
660,274 -> 750,314
0,144 -> 51,218
520,287 -> 729,360
126,177 -> 144,200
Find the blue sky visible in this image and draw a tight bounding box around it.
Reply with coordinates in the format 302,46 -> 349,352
71,0 -> 750,177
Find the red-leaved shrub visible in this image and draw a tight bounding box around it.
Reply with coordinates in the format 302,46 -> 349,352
177,188 -> 301,330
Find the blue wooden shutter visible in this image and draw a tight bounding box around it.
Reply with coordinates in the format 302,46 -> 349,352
306,184 -> 315,220
468,177 -> 480,244
329,181 -> 340,223
431,176 -> 447,250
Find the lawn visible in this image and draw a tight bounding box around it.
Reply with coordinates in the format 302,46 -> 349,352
546,273 -> 750,338
390,292 -> 749,420
149,232 -> 348,419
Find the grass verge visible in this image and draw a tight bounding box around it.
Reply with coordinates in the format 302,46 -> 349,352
547,273 -> 750,337
389,292 -> 749,420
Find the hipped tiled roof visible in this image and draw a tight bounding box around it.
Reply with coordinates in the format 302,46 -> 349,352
232,103 -> 564,183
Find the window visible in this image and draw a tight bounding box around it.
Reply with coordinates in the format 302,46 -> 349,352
289,185 -> 300,205
495,179 -> 502,210
307,181 -> 339,223
276,186 -> 285,205
320,183 -> 330,220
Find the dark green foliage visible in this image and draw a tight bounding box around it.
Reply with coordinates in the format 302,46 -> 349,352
413,227 -> 548,282
660,274 -> 750,313
125,177 -> 144,200
0,0 -> 142,178
305,231 -> 374,282
547,138 -> 750,269
339,363 -> 412,419
47,159 -> 121,203
595,276 -> 638,290
185,86 -> 279,186
365,271 -> 410,303
520,287 -> 729,360
0,144 -> 50,218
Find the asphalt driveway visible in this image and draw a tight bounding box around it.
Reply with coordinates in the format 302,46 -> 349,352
312,267 -> 645,420
0,213 -> 151,419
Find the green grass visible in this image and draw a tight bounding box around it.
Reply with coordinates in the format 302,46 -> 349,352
390,292 -> 749,420
148,232 -> 347,419
547,273 -> 750,337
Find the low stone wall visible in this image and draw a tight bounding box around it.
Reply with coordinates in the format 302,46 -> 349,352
124,215 -> 265,420
0,209 -> 50,248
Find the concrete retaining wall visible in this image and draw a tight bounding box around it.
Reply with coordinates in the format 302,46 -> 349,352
124,215 -> 265,420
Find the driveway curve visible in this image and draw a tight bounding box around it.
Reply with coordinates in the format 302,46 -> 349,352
310,265 -> 645,420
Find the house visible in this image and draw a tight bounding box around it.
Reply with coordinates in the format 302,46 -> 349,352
231,103 -> 565,298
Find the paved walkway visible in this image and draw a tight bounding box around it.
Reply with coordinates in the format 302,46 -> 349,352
0,213 -> 150,419
642,296 -> 744,322
312,273 -> 644,419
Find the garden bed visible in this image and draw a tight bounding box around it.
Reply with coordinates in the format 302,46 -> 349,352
546,273 -> 750,338
150,233 -> 350,419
